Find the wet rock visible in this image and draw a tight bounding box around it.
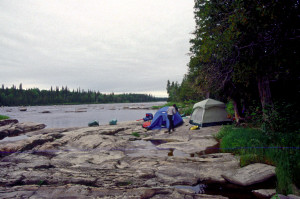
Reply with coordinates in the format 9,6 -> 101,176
19,107 -> 27,111
0,132 -> 62,158
15,122 -> 46,133
0,119 -> 18,127
0,122 -> 46,140
41,110 -> 51,113
252,189 -> 276,198
222,163 -> 276,186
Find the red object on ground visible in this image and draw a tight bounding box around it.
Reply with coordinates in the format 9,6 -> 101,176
142,121 -> 151,128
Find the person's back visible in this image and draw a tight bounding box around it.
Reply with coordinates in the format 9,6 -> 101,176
167,104 -> 177,133
167,106 -> 176,116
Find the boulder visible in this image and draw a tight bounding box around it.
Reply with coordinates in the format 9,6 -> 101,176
222,163 -> 276,186
0,122 -> 46,140
14,122 -> 46,133
0,119 -> 18,127
252,189 -> 276,199
155,153 -> 240,185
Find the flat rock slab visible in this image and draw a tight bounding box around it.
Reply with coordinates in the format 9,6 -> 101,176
0,122 -> 46,140
0,119 -> 18,127
156,138 -> 218,154
252,189 -> 276,198
222,163 -> 276,186
0,185 -> 229,199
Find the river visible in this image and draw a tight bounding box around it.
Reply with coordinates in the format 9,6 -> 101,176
0,102 -> 166,128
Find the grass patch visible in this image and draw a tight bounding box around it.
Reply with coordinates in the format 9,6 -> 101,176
0,115 -> 9,120
131,132 -> 140,137
216,125 -> 300,195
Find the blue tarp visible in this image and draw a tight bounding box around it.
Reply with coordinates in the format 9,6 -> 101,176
147,106 -> 183,130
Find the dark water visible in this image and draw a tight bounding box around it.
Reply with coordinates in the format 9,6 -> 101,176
0,102 -> 165,128
174,177 -> 277,199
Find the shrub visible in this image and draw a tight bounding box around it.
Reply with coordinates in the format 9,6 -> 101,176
131,132 -> 140,137
0,115 -> 9,120
225,100 -> 235,117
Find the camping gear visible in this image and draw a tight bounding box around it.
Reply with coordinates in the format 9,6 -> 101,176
142,121 -> 151,128
147,107 -> 183,130
88,120 -> 99,127
143,113 -> 153,121
190,125 -> 199,130
189,98 -> 232,127
109,119 -> 117,125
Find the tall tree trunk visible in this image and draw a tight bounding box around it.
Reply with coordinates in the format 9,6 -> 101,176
205,92 -> 210,99
258,75 -> 273,109
258,75 -> 274,131
232,99 -> 241,124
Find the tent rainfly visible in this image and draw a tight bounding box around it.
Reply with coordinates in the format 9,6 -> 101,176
189,98 -> 232,127
147,106 -> 183,130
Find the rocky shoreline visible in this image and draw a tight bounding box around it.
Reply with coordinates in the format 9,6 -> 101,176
0,119 -> 280,198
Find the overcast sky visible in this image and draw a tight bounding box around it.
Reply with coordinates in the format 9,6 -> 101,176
0,0 -> 195,97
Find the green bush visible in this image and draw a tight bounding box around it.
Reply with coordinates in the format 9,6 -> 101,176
181,105 -> 193,116
0,115 -> 9,120
131,132 -> 140,137
240,154 -> 265,167
225,100 -> 235,117
219,126 -> 267,155
152,101 -> 194,116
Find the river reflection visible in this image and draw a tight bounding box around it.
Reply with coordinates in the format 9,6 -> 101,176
0,102 -> 165,128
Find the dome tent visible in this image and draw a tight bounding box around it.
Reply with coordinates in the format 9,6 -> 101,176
147,106 -> 183,130
189,98 -> 232,127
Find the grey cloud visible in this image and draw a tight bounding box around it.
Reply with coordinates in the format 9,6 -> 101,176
0,0 -> 195,97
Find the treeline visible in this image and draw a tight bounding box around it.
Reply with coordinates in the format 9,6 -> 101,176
167,0 -> 299,122
169,1 -> 299,194
0,84 -> 166,106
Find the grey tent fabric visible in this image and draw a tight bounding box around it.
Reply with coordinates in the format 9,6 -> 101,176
190,98 -> 232,127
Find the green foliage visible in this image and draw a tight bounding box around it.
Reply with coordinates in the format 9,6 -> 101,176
38,180 -> 45,186
216,125 -> 300,195
116,181 -> 132,186
152,101 -> 195,116
214,125 -> 233,140
131,132 -> 140,137
169,0 -> 300,123
271,194 -> 280,199
166,76 -> 204,103
0,84 -> 166,106
219,126 -> 267,155
240,154 -> 265,167
181,106 -> 193,116
0,115 -> 9,120
225,100 -> 235,117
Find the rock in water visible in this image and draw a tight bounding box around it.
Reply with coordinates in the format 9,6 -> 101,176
0,119 -> 18,127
